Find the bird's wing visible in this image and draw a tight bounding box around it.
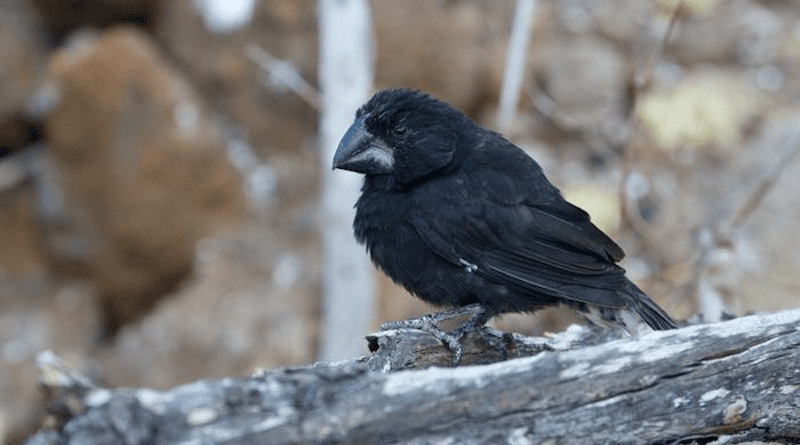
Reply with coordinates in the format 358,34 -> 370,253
409,174 -> 628,308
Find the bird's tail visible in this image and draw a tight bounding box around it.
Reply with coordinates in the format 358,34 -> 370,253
622,280 -> 677,331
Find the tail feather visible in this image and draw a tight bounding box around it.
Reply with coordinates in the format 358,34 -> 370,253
623,280 -> 677,330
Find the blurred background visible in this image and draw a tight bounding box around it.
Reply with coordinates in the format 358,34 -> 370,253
1,0 -> 800,443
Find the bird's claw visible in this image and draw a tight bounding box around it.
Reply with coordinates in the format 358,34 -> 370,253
379,304 -> 488,366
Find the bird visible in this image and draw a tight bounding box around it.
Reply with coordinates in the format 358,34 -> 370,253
333,88 -> 676,361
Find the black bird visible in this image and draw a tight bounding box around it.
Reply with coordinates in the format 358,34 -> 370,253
333,89 -> 676,357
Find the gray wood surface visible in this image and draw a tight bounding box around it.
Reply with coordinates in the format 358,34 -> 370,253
26,309 -> 800,445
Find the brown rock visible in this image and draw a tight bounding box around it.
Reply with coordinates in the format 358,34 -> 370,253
667,1 -> 785,66
44,26 -> 245,336
534,38 -> 629,134
0,0 -> 46,156
0,0 -> 48,276
0,0 -> 45,120
105,225 -> 320,388
156,0 -> 318,156
372,0 -> 509,118
0,186 -> 47,272
30,0 -> 159,43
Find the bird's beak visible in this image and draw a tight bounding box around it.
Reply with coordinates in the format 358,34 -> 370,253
333,114 -> 395,174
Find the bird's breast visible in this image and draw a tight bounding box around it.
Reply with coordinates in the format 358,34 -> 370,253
353,189 -> 464,305
353,190 -> 417,268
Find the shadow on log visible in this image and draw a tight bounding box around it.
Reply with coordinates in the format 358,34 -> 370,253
26,309 -> 800,445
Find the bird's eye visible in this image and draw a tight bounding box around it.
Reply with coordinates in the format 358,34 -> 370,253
393,126 -> 406,136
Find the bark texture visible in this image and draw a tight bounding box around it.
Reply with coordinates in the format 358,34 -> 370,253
26,310 -> 800,445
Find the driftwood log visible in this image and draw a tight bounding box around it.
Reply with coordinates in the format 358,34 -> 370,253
26,309 -> 800,445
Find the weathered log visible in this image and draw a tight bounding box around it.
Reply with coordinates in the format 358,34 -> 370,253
26,309 -> 800,445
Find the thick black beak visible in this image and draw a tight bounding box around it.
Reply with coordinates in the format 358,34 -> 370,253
332,114 -> 394,175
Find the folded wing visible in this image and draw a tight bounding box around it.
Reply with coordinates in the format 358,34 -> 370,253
410,170 -> 629,309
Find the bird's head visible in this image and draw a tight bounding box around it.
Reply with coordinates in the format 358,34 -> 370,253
333,89 -> 469,187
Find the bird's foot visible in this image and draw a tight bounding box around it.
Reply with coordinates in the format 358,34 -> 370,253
380,304 -> 489,366
448,309 -> 508,361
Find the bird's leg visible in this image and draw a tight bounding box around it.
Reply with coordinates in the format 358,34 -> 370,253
380,304 -> 487,365
379,303 -> 486,331
449,307 -> 510,362
380,314 -> 466,365
449,305 -> 491,339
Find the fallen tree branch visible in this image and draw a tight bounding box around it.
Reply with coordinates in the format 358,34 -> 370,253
26,309 -> 800,445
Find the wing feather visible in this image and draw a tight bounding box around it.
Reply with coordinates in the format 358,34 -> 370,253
409,171 -> 628,308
